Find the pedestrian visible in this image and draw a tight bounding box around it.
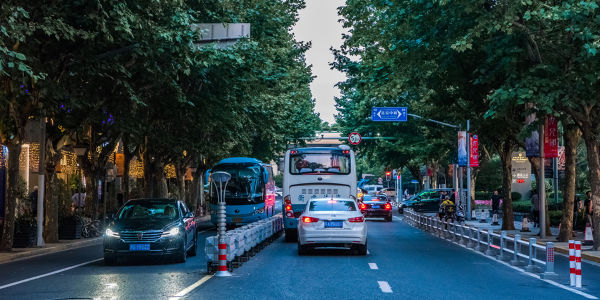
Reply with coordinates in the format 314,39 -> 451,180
584,191 -> 594,227
530,191 -> 539,227
72,191 -> 86,212
491,190 -> 501,216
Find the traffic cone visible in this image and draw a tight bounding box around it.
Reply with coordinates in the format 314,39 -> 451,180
492,213 -> 499,225
583,222 -> 594,246
521,216 -> 530,232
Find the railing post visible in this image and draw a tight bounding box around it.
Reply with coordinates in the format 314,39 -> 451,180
458,225 -> 467,246
510,234 -> 525,266
466,226 -> 474,248
475,229 -> 483,252
525,238 -> 540,273
485,229 -> 496,256
540,242 -> 559,280
497,231 -> 510,261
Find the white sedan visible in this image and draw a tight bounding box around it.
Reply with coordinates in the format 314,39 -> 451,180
297,198 -> 367,255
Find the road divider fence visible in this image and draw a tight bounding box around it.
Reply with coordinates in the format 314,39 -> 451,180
404,209 -> 579,285
205,214 -> 283,274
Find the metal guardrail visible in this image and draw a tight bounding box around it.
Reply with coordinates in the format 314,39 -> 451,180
404,209 -> 559,280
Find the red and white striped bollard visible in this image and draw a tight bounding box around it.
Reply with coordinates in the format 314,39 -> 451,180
575,241 -> 582,288
569,240 -> 575,287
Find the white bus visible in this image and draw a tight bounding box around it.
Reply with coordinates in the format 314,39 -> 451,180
282,146 -> 357,241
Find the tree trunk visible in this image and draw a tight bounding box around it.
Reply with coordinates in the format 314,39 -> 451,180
175,162 -> 186,201
0,143 -> 22,250
498,139 -> 515,230
43,149 -> 62,243
581,124 -> 600,250
558,126 -> 581,242
123,152 -> 132,201
84,171 -> 99,219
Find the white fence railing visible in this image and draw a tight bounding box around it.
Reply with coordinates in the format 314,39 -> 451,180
404,209 -> 559,280
205,214 -> 283,273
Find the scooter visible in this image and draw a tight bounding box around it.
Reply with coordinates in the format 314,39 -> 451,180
456,205 -> 465,223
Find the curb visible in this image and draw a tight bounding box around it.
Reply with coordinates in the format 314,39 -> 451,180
0,237 -> 102,265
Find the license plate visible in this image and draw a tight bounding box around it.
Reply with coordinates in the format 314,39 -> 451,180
129,244 -> 150,251
325,221 -> 343,228
372,205 -> 380,209
232,218 -> 243,223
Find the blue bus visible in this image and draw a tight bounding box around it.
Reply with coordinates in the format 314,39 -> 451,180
208,157 -> 276,226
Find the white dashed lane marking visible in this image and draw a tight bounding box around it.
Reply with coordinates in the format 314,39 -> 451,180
368,263 -> 378,270
378,281 -> 393,293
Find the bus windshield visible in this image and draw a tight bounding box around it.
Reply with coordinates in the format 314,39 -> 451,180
290,153 -> 350,175
211,164 -> 264,204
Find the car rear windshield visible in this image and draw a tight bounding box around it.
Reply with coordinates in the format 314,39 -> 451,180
309,200 -> 357,211
118,202 -> 179,220
290,153 -> 350,175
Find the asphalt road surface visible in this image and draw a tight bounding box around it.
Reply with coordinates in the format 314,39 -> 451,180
1,205 -> 599,300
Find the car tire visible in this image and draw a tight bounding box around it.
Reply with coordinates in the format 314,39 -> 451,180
297,242 -> 309,256
104,254 -> 117,265
357,241 -> 368,256
385,216 -> 392,222
188,235 -> 197,257
284,229 -> 297,242
398,207 -> 404,214
177,240 -> 187,263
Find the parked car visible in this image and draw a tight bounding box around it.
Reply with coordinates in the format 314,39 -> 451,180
359,195 -> 392,222
297,198 -> 367,255
103,198 -> 197,265
398,188 -> 454,214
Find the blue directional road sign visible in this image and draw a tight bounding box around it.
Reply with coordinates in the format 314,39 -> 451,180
371,107 -> 408,122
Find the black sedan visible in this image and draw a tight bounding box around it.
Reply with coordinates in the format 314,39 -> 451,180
103,198 -> 197,265
359,195 -> 392,222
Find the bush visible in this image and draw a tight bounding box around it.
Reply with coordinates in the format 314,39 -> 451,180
475,191 -> 490,200
511,192 -> 522,202
512,200 -> 531,213
549,210 -> 562,226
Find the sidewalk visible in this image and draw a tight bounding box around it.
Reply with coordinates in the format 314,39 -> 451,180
463,216 -> 600,263
0,237 -> 102,265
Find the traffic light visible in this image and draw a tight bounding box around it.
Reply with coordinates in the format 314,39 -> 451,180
385,171 -> 391,181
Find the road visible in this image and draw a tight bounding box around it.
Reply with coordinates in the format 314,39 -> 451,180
1,208 -> 599,300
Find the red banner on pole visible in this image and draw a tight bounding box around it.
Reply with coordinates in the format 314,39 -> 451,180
470,134 -> 479,167
544,116 -> 558,158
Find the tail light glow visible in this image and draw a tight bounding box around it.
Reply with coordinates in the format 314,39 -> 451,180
302,216 -> 319,223
285,204 -> 292,211
348,216 -> 364,223
384,203 -> 392,210
359,203 -> 367,210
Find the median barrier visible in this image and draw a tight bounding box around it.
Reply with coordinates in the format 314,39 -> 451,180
404,209 -> 566,285
206,214 -> 284,274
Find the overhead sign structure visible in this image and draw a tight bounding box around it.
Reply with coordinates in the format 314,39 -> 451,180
349,132 -> 362,145
371,107 -> 407,122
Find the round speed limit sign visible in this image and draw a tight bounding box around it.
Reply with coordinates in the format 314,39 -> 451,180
348,132 -> 361,145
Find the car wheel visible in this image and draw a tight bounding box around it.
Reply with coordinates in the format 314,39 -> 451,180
177,240 -> 187,263
284,229 -> 297,242
357,241 -> 368,256
297,242 -> 309,256
385,216 -> 392,222
188,235 -> 197,257
398,207 -> 404,214
104,254 -> 117,265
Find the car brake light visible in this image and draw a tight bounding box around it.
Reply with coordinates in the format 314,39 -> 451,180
286,211 -> 294,218
285,204 -> 292,211
302,216 -> 319,223
359,203 -> 367,210
385,203 -> 392,210
348,216 -> 364,223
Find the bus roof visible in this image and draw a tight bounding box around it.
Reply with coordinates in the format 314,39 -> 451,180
216,157 -> 263,165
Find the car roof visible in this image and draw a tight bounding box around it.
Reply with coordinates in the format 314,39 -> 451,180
309,197 -> 355,202
126,198 -> 180,203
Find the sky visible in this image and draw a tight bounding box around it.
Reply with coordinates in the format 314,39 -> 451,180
292,0 -> 347,125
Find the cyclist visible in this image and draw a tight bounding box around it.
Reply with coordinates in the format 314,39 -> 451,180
440,196 -> 456,223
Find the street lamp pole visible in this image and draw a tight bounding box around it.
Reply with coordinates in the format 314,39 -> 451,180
467,120 -> 471,221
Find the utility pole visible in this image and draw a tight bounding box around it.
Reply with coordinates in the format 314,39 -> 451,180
539,120 -> 546,238
36,115 -> 46,247
466,120 -> 471,220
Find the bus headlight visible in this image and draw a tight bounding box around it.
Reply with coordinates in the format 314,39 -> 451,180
255,208 -> 265,214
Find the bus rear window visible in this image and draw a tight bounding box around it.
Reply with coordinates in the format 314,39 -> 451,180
290,153 -> 350,175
